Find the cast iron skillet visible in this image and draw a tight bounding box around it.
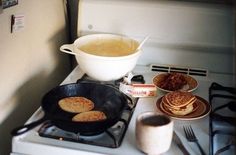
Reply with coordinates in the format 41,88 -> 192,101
11,82 -> 130,136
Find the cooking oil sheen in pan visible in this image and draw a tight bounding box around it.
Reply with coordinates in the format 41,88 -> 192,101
79,38 -> 139,57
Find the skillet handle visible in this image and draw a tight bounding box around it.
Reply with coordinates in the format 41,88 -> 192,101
11,116 -> 47,136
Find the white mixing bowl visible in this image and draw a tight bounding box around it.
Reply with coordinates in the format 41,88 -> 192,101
60,34 -> 142,81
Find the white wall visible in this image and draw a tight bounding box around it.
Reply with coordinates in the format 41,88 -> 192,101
78,0 -> 235,75
0,1 -> 70,154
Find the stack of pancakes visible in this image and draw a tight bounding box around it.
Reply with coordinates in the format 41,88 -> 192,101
161,91 -> 198,116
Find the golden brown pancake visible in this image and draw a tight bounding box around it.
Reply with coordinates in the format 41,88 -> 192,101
160,99 -> 200,117
72,110 -> 107,122
161,91 -> 197,116
58,97 -> 94,113
165,91 -> 196,108
165,103 -> 194,116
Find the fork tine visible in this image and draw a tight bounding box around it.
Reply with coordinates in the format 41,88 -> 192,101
183,126 -> 187,137
183,125 -> 195,141
183,126 -> 190,140
189,126 -> 196,139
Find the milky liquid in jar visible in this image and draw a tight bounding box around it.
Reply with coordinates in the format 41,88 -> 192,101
79,38 -> 139,57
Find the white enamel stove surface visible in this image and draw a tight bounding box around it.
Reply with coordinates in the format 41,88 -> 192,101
12,64 -> 235,155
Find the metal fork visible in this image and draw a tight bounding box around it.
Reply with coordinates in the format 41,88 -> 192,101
183,125 -> 206,155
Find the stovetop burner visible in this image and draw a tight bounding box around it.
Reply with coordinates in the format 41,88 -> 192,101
209,82 -> 236,155
38,108 -> 132,148
37,74 -> 145,148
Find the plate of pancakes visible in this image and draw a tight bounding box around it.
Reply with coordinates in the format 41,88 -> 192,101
156,91 -> 211,120
153,72 -> 198,93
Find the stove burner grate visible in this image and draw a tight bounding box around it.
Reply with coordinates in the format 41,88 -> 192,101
209,82 -> 236,155
212,101 -> 236,113
37,102 -> 136,148
228,101 -> 236,112
38,117 -> 129,148
38,105 -> 135,148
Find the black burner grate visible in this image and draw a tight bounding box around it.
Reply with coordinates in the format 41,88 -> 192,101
38,111 -> 131,148
209,82 -> 236,155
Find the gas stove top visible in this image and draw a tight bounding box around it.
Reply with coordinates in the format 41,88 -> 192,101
11,65 -> 235,155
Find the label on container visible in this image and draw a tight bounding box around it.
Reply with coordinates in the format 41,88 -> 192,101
119,83 -> 157,97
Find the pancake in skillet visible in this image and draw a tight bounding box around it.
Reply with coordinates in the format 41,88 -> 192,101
58,97 -> 94,113
72,110 -> 107,122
